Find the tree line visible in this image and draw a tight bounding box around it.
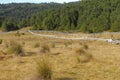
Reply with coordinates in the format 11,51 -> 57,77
0,3 -> 61,31
0,0 -> 120,32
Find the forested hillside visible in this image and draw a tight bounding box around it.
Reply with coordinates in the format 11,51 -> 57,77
0,3 -> 61,31
0,0 -> 120,32
32,0 -> 120,32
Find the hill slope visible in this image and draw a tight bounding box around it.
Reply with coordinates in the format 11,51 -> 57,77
0,3 -> 61,31
32,0 -> 120,32
0,0 -> 120,32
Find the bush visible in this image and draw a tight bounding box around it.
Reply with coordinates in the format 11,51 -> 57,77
36,56 -> 52,80
6,41 -> 24,56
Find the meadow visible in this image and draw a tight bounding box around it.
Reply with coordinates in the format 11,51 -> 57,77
0,31 -> 120,80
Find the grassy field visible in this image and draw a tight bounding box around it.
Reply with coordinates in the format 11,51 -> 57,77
0,31 -> 120,80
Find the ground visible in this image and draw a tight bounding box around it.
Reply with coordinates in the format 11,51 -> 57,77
0,31 -> 120,80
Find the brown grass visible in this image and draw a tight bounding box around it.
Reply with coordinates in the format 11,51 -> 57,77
0,31 -> 119,80
36,55 -> 52,80
6,41 -> 24,56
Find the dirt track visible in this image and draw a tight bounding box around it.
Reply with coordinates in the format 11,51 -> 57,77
28,30 -> 120,44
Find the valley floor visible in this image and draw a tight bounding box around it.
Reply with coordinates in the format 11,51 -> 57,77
0,31 -> 120,80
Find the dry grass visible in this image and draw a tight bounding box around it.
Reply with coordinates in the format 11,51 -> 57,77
34,42 -> 40,48
75,48 -> 92,63
40,44 -> 50,54
36,55 -> 52,80
0,31 -> 120,80
0,39 -> 3,44
6,41 -> 24,56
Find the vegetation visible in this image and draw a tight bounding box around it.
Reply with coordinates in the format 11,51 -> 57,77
0,31 -> 120,80
0,0 -> 120,32
32,0 -> 120,32
36,56 -> 52,80
0,39 -> 3,44
34,42 -> 40,48
75,48 -> 92,63
83,44 -> 89,50
0,3 -> 61,31
40,44 -> 50,53
6,41 -> 24,56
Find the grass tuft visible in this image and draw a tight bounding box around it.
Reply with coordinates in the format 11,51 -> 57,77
75,48 -> 92,63
34,42 -> 40,48
83,44 -> 89,50
0,39 -> 3,44
40,44 -> 50,53
6,41 -> 24,56
36,56 -> 52,80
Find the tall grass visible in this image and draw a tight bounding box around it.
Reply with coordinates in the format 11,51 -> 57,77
75,48 -> 92,63
0,39 -> 3,44
34,42 -> 40,48
36,55 -> 52,80
83,44 -> 89,50
6,41 -> 24,56
40,44 -> 50,53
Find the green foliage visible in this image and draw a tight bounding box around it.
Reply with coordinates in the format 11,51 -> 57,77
0,3 -> 61,30
0,1 -> 120,32
31,0 -> 120,32
1,18 -> 18,31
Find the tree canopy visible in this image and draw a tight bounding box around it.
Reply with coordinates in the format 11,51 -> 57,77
0,0 -> 120,32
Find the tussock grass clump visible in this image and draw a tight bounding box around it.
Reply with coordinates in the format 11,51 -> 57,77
22,41 -> 25,45
0,39 -> 3,44
50,43 -> 55,48
34,42 -> 40,48
83,44 -> 89,50
6,41 -> 24,56
75,48 -> 92,63
15,31 -> 25,37
64,41 -> 72,47
0,50 -> 6,55
15,31 -> 21,37
36,56 -> 52,80
40,44 -> 50,53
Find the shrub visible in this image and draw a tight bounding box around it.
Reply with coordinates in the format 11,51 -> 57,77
36,56 -> 52,80
6,41 -> 24,56
0,39 -> 3,44
40,44 -> 50,53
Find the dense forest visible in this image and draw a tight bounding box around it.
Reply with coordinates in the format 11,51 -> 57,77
0,3 -> 61,31
0,0 -> 120,32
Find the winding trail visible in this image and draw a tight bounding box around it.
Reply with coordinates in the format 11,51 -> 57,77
28,30 -> 120,44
